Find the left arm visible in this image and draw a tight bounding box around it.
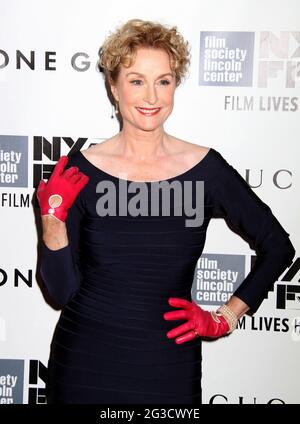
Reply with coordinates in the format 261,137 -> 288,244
164,155 -> 295,343
209,158 -> 295,313
225,295 -> 249,320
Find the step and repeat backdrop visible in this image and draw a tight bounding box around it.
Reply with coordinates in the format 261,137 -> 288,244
0,0 -> 299,404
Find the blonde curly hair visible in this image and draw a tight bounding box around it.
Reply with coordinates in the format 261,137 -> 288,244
98,18 -> 191,87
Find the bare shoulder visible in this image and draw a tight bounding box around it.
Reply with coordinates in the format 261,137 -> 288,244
168,136 -> 211,166
80,137 -> 117,159
185,141 -> 210,157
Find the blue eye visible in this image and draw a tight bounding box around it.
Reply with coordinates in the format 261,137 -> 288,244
129,79 -> 171,86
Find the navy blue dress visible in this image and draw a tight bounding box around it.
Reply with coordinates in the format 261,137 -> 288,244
40,148 -> 295,404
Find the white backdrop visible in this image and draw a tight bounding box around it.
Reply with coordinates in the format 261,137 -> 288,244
0,0 -> 299,404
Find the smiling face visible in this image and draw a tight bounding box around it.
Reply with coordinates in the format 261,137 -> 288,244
110,47 -> 177,132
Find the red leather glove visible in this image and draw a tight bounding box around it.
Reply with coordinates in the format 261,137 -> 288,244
163,297 -> 231,344
37,155 -> 89,222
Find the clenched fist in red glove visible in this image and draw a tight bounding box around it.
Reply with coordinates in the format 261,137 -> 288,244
163,297 -> 238,344
37,155 -> 89,222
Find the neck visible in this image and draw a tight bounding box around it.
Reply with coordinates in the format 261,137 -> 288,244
114,126 -> 169,161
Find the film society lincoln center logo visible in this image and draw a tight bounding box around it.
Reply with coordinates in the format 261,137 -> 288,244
199,31 -> 255,86
191,253 -> 245,305
0,359 -> 24,403
0,135 -> 28,187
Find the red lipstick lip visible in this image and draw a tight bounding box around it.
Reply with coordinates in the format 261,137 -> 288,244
137,107 -> 160,110
136,107 -> 161,116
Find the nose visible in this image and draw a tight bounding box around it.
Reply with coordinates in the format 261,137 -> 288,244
143,84 -> 158,105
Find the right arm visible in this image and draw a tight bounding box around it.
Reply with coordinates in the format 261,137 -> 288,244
42,215 -> 68,250
38,155 -> 89,307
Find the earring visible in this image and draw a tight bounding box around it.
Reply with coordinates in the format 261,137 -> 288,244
111,101 -> 119,119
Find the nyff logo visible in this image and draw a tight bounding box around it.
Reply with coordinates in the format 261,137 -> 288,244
28,360 -> 47,404
276,257 -> 300,310
258,31 -> 300,88
32,136 -> 90,187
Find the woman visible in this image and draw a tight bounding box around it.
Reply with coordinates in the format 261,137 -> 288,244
37,19 -> 295,404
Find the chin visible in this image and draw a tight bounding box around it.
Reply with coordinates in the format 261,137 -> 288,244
138,123 -> 163,132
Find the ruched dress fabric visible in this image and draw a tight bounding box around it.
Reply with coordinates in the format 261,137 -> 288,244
40,148 -> 295,404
